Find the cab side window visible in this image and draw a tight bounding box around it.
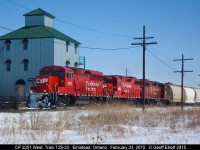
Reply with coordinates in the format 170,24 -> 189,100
66,72 -> 73,78
60,71 -> 65,78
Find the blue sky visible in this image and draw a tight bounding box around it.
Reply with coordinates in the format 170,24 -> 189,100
0,0 -> 200,88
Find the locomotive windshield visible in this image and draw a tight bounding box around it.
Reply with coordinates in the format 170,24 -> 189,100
104,78 -> 113,83
40,69 -> 65,78
40,72 -> 52,76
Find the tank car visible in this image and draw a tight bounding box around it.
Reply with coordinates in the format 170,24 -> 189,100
192,88 -> 200,105
166,84 -> 195,104
183,87 -> 195,104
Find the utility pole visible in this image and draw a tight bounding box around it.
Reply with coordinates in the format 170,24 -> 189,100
131,26 -> 157,111
125,68 -> 128,77
173,54 -> 193,111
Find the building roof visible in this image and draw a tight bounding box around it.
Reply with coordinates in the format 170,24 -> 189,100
0,26 -> 81,44
23,8 -> 55,18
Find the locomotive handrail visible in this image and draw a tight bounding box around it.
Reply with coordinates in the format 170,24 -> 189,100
26,84 -> 31,99
45,83 -> 54,93
26,83 -> 35,99
73,78 -> 78,96
54,83 -> 58,103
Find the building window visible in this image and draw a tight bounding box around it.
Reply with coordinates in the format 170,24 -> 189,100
74,43 -> 78,54
22,39 -> 28,50
74,62 -> 78,68
66,41 -> 69,52
66,60 -> 70,67
22,59 -> 29,71
5,59 -> 11,71
5,40 -> 11,51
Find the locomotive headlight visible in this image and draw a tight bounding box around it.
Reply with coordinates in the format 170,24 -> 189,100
44,90 -> 46,92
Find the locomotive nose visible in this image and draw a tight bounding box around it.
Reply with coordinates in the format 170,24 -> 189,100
34,76 -> 50,93
35,76 -> 59,94
36,77 -> 48,84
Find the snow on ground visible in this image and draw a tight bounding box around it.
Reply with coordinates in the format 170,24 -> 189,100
0,106 -> 200,144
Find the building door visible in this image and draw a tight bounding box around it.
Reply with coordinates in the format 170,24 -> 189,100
18,84 -> 24,98
16,79 -> 25,101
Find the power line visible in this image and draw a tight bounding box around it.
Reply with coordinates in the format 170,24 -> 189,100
149,48 -> 176,60
6,0 -> 31,10
0,25 -> 14,31
80,46 -> 140,50
146,48 -> 177,71
0,25 -> 136,51
6,0 -> 134,39
56,19 -> 133,39
185,74 -> 200,85
147,48 -> 200,86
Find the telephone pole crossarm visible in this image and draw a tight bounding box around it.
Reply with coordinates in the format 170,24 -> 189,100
173,70 -> 193,73
173,58 -> 194,61
131,42 -> 142,46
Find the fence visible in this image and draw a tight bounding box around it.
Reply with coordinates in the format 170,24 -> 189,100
0,96 -> 27,109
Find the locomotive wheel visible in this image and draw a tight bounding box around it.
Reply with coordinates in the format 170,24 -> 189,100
69,96 -> 76,106
50,105 -> 56,109
89,97 -> 98,104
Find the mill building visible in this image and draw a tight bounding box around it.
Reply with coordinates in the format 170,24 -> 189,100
0,8 -> 81,101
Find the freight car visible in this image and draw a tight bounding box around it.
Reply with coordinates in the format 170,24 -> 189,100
193,88 -> 200,104
27,65 -> 200,108
166,84 -> 200,105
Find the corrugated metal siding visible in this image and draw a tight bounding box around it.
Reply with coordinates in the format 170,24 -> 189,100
44,16 -> 54,28
168,85 -> 184,103
54,38 -> 79,67
25,16 -> 44,26
183,87 -> 195,104
25,16 -> 53,27
0,38 -> 54,97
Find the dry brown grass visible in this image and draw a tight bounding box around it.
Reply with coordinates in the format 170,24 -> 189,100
26,110 -> 73,131
1,103 -> 200,143
77,103 -> 200,137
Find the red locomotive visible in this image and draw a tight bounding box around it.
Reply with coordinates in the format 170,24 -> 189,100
27,65 -> 169,108
135,79 -> 169,104
103,75 -> 140,100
